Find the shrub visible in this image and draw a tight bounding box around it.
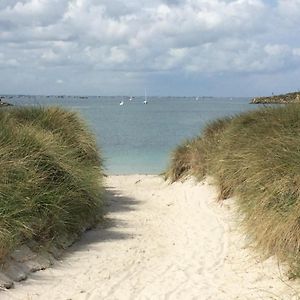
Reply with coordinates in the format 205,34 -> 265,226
0,106 -> 104,259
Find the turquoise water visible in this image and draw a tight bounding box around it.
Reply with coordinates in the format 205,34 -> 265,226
9,96 -> 258,174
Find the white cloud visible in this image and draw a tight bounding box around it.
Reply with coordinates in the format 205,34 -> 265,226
0,0 -> 68,27
0,0 -> 300,95
264,44 -> 289,56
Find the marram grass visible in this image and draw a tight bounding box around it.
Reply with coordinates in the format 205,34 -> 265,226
166,104 -> 300,277
0,106 -> 104,259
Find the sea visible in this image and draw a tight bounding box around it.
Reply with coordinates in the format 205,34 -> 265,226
7,95 -> 259,174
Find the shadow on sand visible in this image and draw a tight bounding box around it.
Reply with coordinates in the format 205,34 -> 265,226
62,185 -> 142,256
5,187 -> 142,288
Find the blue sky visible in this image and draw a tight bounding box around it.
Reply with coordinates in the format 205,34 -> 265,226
0,0 -> 300,97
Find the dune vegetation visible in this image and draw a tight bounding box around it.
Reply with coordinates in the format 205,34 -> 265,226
166,104 -> 300,277
0,106 -> 104,260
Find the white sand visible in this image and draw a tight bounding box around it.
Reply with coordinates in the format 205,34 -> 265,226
2,175 -> 300,300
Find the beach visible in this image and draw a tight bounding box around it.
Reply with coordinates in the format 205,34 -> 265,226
2,175 -> 300,300
1,0 -> 300,298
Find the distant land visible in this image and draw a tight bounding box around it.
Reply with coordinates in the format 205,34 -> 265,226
251,91 -> 300,104
0,96 -> 13,107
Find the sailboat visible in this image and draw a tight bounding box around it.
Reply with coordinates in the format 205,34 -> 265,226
143,89 -> 148,104
119,100 -> 124,106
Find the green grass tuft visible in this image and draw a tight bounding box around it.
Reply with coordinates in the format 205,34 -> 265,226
0,106 -> 104,259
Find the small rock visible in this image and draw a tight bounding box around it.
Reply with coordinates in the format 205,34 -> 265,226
0,273 -> 14,289
10,245 -> 36,263
23,260 -> 44,273
48,246 -> 64,259
35,254 -> 53,269
1,260 -> 27,282
10,245 -> 37,263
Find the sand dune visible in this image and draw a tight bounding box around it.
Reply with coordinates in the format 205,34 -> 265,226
2,175 -> 300,299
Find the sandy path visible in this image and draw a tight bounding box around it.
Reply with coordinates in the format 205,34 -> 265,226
2,175 -> 300,300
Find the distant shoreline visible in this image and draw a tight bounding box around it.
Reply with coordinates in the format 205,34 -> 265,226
251,91 -> 300,104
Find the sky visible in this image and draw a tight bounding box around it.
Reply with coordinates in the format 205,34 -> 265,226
0,0 -> 300,97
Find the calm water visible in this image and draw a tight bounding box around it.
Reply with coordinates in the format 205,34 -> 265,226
7,95 -> 258,174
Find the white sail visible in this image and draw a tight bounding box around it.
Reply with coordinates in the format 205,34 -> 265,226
144,89 -> 148,104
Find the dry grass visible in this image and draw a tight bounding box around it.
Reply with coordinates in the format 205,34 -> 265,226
166,104 -> 300,276
0,106 -> 104,260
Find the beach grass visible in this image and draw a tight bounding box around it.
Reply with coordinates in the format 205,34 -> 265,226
0,106 -> 104,259
166,104 -> 300,276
